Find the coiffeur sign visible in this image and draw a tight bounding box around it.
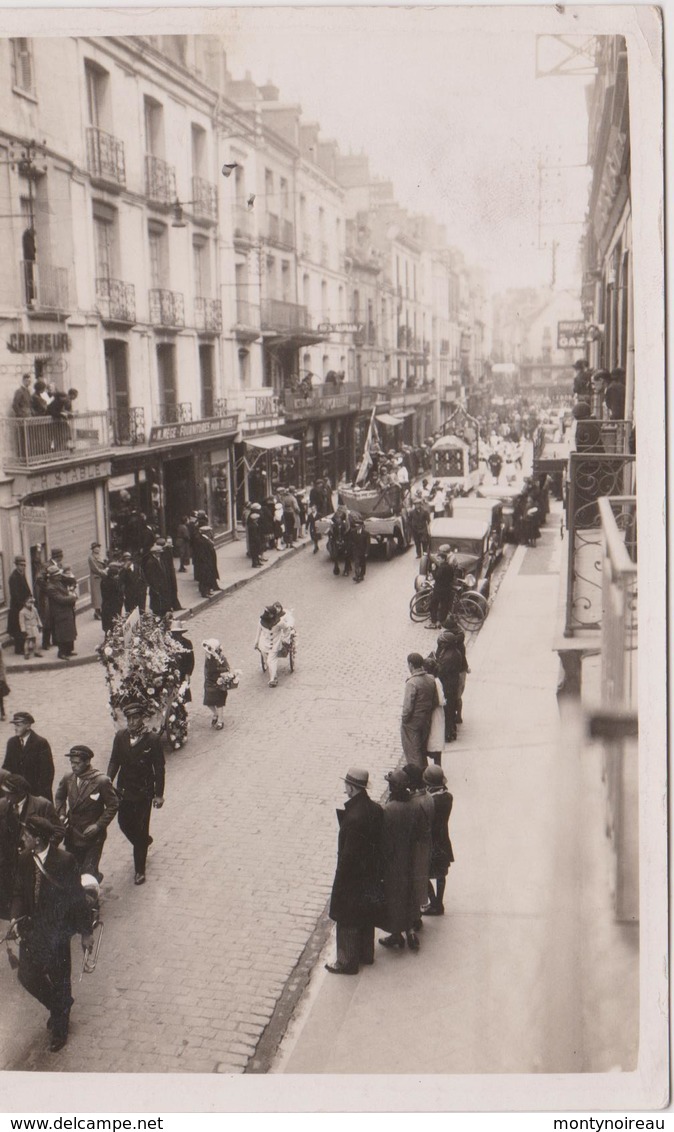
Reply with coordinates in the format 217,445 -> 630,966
8,332 -> 72,353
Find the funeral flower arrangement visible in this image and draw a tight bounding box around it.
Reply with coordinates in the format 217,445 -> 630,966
97,611 -> 190,729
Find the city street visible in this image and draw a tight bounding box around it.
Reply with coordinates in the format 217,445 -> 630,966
0,535 -> 475,1073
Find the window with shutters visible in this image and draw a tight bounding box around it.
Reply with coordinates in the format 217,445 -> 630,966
11,39 -> 35,97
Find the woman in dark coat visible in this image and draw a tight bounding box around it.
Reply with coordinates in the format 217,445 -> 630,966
46,568 -> 77,659
202,638 -> 231,730
422,764 -> 454,916
435,630 -> 464,742
376,769 -> 425,952
402,764 -> 434,931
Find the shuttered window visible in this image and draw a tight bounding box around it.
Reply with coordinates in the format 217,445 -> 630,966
11,39 -> 35,96
46,488 -> 98,594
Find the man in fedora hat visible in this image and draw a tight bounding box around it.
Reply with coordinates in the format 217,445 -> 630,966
55,746 -> 118,882
10,814 -> 94,1052
8,554 -> 32,654
106,704 -> 165,886
3,712 -> 54,802
0,773 -> 58,918
325,767 -> 383,975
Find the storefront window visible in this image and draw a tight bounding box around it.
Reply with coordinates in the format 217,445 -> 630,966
108,471 -> 158,553
206,456 -> 232,534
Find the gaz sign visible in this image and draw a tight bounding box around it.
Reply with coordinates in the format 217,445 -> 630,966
558,321 -> 586,349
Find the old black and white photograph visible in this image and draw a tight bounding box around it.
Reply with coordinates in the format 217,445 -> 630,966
0,2 -> 666,1116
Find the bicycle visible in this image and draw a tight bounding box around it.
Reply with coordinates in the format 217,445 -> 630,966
409,580 -> 488,632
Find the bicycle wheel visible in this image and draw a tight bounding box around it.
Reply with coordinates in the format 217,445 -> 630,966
455,591 -> 488,631
409,589 -> 432,623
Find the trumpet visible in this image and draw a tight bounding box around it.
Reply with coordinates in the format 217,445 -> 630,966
80,919 -> 104,980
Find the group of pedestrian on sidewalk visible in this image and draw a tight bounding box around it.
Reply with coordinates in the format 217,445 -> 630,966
326,762 -> 453,975
0,698 -> 166,1051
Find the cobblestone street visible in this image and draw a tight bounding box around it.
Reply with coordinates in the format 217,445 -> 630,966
0,539 -> 465,1074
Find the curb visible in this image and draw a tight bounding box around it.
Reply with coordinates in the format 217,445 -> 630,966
5,540 -> 309,675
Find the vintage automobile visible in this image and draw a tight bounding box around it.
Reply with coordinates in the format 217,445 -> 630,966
315,482 -> 412,561
475,483 -> 526,540
418,516 -> 496,596
451,496 -> 506,557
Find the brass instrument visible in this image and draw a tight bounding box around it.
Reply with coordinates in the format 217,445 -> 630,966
80,918 -> 104,979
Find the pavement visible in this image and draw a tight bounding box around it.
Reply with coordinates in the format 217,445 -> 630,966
275,508 -> 640,1081
3,527 -> 310,674
1,511 -> 494,1085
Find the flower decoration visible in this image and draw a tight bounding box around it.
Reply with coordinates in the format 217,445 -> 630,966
97,612 -> 190,730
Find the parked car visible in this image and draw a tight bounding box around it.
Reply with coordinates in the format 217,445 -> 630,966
418,516 -> 496,596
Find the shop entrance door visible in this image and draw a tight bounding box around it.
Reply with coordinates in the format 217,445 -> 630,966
163,455 -> 194,539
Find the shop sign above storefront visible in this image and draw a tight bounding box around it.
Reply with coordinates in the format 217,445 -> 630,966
149,414 -> 239,444
8,332 -> 71,353
20,503 -> 47,524
317,322 -> 364,334
14,459 -> 112,496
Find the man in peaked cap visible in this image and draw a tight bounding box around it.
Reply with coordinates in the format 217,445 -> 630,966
10,814 -> 94,1052
3,712 -> 54,802
0,773 -> 58,918
106,704 -> 165,886
55,746 -> 119,882
325,768 -> 383,975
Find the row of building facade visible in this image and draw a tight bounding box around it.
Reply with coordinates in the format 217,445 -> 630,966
0,32 -> 492,614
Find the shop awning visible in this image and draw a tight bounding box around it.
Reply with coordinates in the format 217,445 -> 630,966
245,433 -> 300,451
376,413 -> 405,427
398,408 -> 416,418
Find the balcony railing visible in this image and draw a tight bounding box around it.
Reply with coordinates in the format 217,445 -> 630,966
233,206 -> 255,243
194,297 -> 222,334
86,126 -> 126,187
598,495 -> 637,711
96,278 -> 136,324
191,175 -> 217,222
157,401 -> 193,425
235,299 -> 260,328
145,154 -> 177,206
149,289 -> 185,328
564,452 -> 636,635
109,406 -> 146,446
260,299 -> 313,334
1,412 -> 110,470
21,262 -> 70,312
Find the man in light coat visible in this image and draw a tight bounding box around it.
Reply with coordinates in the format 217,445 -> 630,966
400,653 -> 437,770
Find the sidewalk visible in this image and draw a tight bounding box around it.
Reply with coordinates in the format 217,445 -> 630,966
4,528 -> 310,674
275,508 -> 639,1079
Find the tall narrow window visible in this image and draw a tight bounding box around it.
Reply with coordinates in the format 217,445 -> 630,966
94,218 -> 113,280
11,39 -> 35,96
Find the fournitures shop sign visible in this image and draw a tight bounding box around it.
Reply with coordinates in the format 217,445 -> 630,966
149,415 -> 238,444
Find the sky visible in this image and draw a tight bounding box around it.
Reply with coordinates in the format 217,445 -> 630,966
221,7 -> 595,297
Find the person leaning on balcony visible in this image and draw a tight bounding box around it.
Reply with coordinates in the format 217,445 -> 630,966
30,380 -> 48,416
12,374 -> 33,419
605,368 -> 627,421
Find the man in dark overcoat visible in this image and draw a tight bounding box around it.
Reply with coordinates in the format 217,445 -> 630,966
142,543 -> 173,617
8,554 -> 32,654
106,704 -> 165,885
10,814 -> 94,1052
55,745 -> 119,881
326,767 -> 383,975
349,517 -> 370,583
191,526 -> 220,597
0,774 -> 58,918
3,711 -> 54,801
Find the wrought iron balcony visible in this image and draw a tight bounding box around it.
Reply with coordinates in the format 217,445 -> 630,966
145,154 -> 176,207
564,451 -> 636,636
21,261 -> 70,312
86,126 -> 126,187
157,401 -> 193,425
233,205 -> 255,245
213,398 -> 229,417
191,175 -> 217,222
194,297 -> 222,334
109,406 -> 146,446
260,299 -> 313,334
149,289 -> 184,328
1,411 -> 110,470
95,278 -> 136,324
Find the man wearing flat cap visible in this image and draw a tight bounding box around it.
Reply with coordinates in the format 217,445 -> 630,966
0,774 -> 58,918
3,712 -> 54,802
326,768 -> 383,975
106,705 -> 165,886
10,814 -> 94,1052
55,746 -> 119,881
